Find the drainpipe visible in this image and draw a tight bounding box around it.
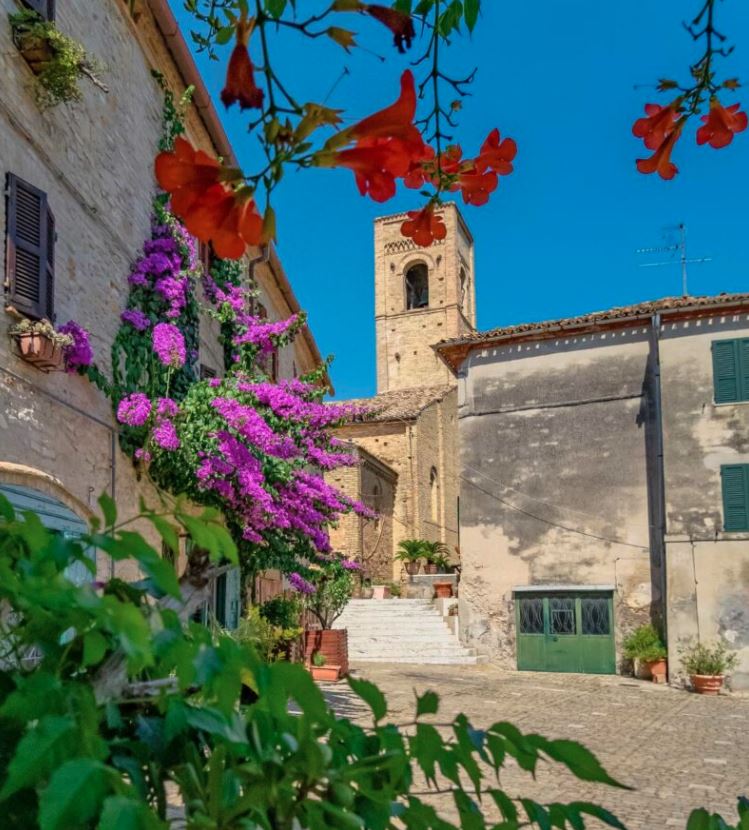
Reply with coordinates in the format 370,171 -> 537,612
650,313 -> 668,648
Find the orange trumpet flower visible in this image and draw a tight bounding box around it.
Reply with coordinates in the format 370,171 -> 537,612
696,99 -> 748,149
221,17 -> 264,111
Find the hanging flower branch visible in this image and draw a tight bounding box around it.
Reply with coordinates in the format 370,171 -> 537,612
156,0 -> 515,255
633,0 -> 745,179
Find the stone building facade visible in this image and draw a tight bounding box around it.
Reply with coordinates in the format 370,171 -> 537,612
0,0 -> 326,608
328,205 -> 473,582
437,294 -> 749,688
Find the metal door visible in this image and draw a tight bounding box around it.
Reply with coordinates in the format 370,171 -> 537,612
516,591 -> 615,674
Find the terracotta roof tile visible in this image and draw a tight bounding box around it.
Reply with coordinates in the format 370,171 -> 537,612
333,385 -> 454,422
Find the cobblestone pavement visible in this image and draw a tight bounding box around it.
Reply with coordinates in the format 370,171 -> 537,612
323,663 -> 749,830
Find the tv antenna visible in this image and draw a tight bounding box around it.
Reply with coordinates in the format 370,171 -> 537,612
636,223 -> 712,297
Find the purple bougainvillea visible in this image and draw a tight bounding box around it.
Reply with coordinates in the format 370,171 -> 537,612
121,309 -> 151,332
152,322 -> 186,368
152,419 -> 180,451
58,321 -> 93,374
117,392 -> 152,427
287,572 -> 316,595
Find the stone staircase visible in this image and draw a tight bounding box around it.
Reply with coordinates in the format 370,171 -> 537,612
333,599 -> 480,665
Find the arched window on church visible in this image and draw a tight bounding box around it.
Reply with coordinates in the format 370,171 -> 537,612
429,467 -> 439,524
405,263 -> 429,310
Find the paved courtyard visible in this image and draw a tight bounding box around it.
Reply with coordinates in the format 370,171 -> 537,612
324,663 -> 749,830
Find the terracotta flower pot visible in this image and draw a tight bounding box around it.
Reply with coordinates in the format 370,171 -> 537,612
691,674 -> 725,695
310,664 -> 341,682
304,628 -> 348,677
405,561 -> 420,576
14,333 -> 64,372
644,658 -> 667,683
14,32 -> 55,74
424,563 -> 438,575
433,581 -> 453,599
372,585 -> 390,600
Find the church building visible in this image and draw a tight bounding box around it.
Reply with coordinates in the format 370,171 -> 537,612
326,204 -> 476,583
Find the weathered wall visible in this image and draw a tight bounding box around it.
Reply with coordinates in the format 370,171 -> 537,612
324,445 -> 397,583
374,205 -> 475,393
0,0 -> 322,579
456,329 -> 657,666
660,313 -> 749,689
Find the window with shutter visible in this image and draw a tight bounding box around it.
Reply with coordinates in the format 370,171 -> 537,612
712,338 -> 749,404
721,464 -> 749,532
5,173 -> 55,321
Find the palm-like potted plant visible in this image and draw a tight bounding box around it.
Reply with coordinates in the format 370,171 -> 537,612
679,639 -> 739,695
422,541 -> 451,575
622,624 -> 668,682
395,539 -> 426,576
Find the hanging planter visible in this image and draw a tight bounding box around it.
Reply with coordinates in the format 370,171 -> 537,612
13,30 -> 54,73
9,320 -> 72,372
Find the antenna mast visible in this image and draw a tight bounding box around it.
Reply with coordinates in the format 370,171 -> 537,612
637,223 -> 712,296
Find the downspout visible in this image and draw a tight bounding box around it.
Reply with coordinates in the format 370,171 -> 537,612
650,313 -> 668,649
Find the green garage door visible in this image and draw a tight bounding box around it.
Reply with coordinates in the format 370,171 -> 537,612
515,590 -> 615,674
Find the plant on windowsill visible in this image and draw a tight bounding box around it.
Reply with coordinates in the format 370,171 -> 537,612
395,539 -> 426,576
9,8 -> 107,109
622,624 -> 668,683
679,639 -> 739,695
9,318 -> 71,372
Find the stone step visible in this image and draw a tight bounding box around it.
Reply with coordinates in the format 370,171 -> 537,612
338,598 -> 475,666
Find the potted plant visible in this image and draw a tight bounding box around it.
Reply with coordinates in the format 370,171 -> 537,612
309,652 -> 341,682
433,581 -> 453,599
679,639 -> 739,695
289,554 -> 357,678
396,539 -> 426,576
9,9 -> 107,109
422,541 -> 451,575
622,624 -> 668,682
9,318 -> 72,372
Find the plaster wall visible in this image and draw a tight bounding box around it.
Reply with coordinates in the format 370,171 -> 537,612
659,313 -> 749,688
456,330 -> 657,666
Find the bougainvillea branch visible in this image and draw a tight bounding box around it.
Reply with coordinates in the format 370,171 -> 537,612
633,0 -> 745,179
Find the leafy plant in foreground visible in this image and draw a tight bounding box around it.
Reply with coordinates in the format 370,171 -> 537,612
0,493 -> 632,829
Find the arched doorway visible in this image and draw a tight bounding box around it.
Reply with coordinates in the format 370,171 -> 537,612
0,483 -> 96,584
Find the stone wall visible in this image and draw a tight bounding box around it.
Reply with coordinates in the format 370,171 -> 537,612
659,313 -> 749,689
456,329 -> 657,667
0,0 -> 322,578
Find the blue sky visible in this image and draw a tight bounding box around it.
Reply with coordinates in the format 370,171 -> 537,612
171,1 -> 749,400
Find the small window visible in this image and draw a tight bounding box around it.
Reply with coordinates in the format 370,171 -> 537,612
21,0 -> 55,21
549,597 -> 576,635
581,597 -> 610,635
200,364 -> 217,380
5,173 -> 55,321
712,338 -> 749,404
721,464 -> 749,532
405,263 -> 429,310
459,267 -> 468,310
429,467 -> 439,522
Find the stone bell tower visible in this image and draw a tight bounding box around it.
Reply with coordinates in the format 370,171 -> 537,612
374,204 -> 476,393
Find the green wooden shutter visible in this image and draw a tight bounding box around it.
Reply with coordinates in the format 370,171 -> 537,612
721,465 -> 749,532
712,340 -> 740,403
740,340 -> 749,403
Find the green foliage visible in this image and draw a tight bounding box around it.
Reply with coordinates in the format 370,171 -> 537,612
0,494 -> 639,828
303,557 -> 355,630
232,606 -> 301,663
9,9 -> 104,109
259,595 -> 301,629
622,624 -> 667,663
679,639 -> 739,676
395,539 -> 428,563
687,797 -> 749,830
151,70 -> 195,152
311,651 -> 326,667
